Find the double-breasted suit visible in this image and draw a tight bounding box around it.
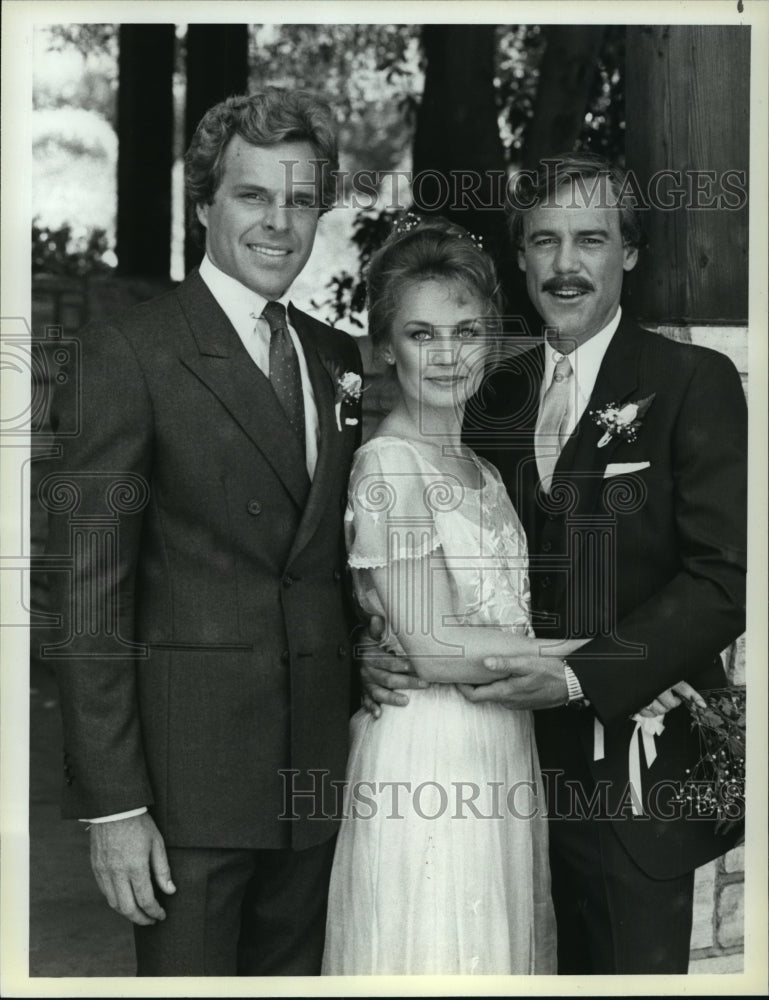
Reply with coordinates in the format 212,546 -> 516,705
466,315 -> 747,970
46,269 -> 362,853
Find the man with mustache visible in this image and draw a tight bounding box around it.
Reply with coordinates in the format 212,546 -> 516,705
364,153 -> 747,974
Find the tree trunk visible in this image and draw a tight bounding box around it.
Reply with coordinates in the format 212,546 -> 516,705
117,25 -> 175,279
412,25 -> 521,318
184,24 -> 249,274
521,25 -> 606,169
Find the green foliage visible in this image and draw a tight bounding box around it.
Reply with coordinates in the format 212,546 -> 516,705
32,221 -> 115,277
43,24 -> 118,59
578,26 -> 626,163
250,24 -> 422,173
312,211 -> 399,326
34,24 -> 118,123
33,107 -> 117,160
495,25 -> 548,157
251,23 -> 421,111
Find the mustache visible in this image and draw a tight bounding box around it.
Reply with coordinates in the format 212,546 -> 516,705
542,276 -> 594,293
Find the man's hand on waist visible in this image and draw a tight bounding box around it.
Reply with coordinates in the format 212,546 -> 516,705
356,615 -> 427,717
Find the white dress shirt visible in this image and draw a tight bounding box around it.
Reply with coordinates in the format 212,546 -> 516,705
539,307 -> 623,439
83,258 -> 321,826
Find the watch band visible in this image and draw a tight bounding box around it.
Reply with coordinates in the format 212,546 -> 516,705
563,662 -> 586,705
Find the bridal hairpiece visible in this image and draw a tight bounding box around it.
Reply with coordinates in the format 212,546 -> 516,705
392,211 -> 485,252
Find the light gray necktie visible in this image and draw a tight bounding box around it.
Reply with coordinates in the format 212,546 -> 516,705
535,353 -> 573,491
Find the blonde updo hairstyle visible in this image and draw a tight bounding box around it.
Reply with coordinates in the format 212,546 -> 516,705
366,215 -> 502,365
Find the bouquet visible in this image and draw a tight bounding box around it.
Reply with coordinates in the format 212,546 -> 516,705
675,686 -> 745,833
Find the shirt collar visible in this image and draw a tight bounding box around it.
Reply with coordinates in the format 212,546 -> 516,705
199,254 -> 293,334
543,307 -> 622,399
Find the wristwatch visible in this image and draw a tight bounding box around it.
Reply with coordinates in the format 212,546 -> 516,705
563,662 -> 588,708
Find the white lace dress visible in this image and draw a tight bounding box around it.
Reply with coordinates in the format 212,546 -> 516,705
322,437 -> 556,975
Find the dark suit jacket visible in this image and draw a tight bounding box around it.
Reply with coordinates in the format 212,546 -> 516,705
45,270 -> 363,851
466,316 -> 747,878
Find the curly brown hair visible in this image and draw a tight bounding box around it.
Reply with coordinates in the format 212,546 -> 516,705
185,88 -> 339,245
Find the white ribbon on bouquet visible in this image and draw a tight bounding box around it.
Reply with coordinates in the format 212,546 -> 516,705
592,714 -> 666,816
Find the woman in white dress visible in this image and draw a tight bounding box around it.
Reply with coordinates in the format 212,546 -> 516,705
321,217 -> 584,975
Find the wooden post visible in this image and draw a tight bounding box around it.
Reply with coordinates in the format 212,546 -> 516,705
624,26 -> 749,323
116,25 -> 175,279
184,25 -> 249,274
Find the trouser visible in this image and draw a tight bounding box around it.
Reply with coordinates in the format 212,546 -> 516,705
548,815 -> 695,974
133,837 -> 337,976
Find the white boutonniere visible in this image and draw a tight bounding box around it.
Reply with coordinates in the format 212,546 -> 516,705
323,361 -> 364,431
591,393 -> 655,448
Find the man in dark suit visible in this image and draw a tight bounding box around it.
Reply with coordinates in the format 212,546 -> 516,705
45,89 -> 362,976
365,154 -> 746,973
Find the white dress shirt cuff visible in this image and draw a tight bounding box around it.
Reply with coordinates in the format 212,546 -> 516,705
79,806 -> 148,824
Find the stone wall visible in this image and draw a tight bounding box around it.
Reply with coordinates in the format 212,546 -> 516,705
689,847 -> 745,973
647,325 -> 747,974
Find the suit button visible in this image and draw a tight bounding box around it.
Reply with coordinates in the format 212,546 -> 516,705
247,500 -> 262,516
333,568 -> 342,582
337,644 -> 347,658
280,650 -> 290,664
65,776 -> 73,785
283,575 -> 293,588
541,540 -> 552,553
540,576 -> 551,589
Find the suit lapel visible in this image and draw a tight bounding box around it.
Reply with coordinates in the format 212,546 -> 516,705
285,304 -> 346,563
176,271 -> 311,510
553,319 -> 643,515
468,341 -> 544,542
510,343 -> 545,541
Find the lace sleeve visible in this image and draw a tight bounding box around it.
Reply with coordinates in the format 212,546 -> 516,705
345,439 -> 461,569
